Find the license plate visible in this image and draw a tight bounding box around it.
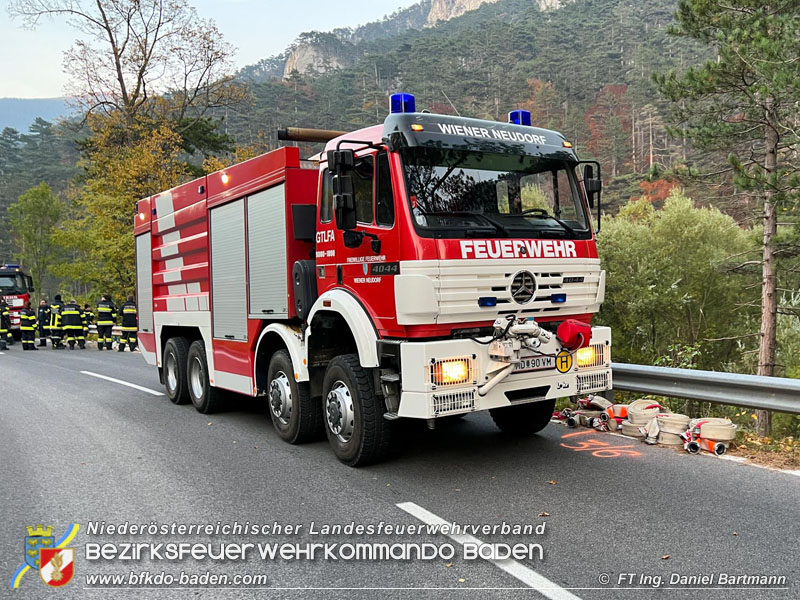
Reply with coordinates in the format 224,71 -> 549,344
514,355 -> 555,373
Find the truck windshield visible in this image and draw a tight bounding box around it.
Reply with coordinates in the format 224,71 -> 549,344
0,274 -> 26,293
400,147 -> 590,239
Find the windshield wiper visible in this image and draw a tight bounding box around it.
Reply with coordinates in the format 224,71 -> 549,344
420,211 -> 510,237
519,208 -> 579,238
469,213 -> 514,237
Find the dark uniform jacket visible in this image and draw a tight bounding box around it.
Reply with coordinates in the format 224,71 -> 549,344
37,304 -> 50,329
20,307 -> 37,330
96,300 -> 117,325
61,302 -> 83,330
120,301 -> 138,330
0,301 -> 11,331
49,301 -> 64,329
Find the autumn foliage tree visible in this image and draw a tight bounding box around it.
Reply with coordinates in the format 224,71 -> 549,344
54,115 -> 188,296
586,85 -> 632,177
8,0 -> 244,298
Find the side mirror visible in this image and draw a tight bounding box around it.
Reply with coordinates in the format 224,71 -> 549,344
26,275 -> 34,293
583,164 -> 602,208
333,174 -> 356,230
327,149 -> 357,230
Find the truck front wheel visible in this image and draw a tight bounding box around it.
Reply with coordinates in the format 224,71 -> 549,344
187,340 -> 223,414
490,399 -> 556,435
164,337 -> 190,404
322,354 -> 393,467
267,350 -> 322,444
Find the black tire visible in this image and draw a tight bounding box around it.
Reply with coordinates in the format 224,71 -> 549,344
490,399 -> 556,435
322,354 -> 393,467
267,350 -> 323,444
186,340 -> 224,414
163,337 -> 190,405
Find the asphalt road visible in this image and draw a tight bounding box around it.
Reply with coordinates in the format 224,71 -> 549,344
1,345 -> 798,599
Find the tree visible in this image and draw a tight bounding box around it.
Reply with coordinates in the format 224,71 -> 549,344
586,85 -> 632,177
597,190 -> 756,369
8,0 -> 244,145
655,1 -> 800,434
6,182 -> 65,300
54,115 -> 188,297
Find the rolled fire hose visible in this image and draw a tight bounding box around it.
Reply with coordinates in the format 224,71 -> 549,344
652,413 -> 690,445
656,413 -> 690,435
620,420 -> 645,437
627,399 -> 666,425
689,418 -> 737,442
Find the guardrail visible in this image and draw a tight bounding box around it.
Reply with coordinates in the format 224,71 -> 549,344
611,363 -> 800,415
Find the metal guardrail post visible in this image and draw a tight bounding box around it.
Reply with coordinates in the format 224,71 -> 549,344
611,363 -> 800,415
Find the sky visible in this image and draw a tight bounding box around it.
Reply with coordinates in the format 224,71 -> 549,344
0,0 -> 418,98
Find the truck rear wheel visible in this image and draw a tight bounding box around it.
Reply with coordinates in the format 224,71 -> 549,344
267,350 -> 322,444
490,399 -> 556,435
187,340 -> 224,414
322,354 -> 393,467
164,337 -> 190,404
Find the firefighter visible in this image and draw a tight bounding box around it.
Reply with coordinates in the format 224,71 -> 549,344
20,301 -> 38,351
96,294 -> 116,351
49,294 -> 65,349
118,295 -> 138,352
83,303 -> 94,341
37,299 -> 50,347
0,299 -> 9,350
61,299 -> 83,350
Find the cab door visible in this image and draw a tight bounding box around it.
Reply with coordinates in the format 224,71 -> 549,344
318,151 -> 399,326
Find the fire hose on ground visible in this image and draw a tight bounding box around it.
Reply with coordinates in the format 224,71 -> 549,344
557,396 -> 738,455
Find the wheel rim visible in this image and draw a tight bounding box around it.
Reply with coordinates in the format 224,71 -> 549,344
166,352 -> 178,392
189,356 -> 205,399
269,371 -> 293,425
326,380 -> 355,443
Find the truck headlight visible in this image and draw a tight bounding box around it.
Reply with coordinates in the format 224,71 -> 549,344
430,358 -> 473,386
576,344 -> 607,368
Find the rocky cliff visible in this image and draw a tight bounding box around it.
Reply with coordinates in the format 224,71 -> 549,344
280,0 -> 562,78
426,0 -> 501,25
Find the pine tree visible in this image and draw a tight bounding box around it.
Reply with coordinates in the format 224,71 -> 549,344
656,1 -> 800,435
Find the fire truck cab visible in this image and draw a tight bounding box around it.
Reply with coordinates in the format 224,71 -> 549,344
135,94 -> 612,466
0,263 -> 34,339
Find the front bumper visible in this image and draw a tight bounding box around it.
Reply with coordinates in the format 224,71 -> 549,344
397,326 -> 612,419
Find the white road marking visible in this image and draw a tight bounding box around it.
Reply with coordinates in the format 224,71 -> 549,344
80,371 -> 164,396
397,501 -> 581,600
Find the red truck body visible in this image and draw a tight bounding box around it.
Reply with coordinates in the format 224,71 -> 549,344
0,264 -> 34,338
135,100 -> 612,465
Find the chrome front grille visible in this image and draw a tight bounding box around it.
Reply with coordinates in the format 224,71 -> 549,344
401,259 -> 603,325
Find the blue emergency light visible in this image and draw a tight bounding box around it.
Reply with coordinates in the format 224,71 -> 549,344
478,297 -> 498,307
2,264 -> 20,270
508,110 -> 532,126
390,93 -> 416,114
551,293 -> 567,303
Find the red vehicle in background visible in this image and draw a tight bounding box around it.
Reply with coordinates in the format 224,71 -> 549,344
135,93 -> 612,466
0,264 -> 34,340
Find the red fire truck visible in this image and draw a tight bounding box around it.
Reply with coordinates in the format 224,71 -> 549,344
0,263 -> 35,339
135,93 -> 611,466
